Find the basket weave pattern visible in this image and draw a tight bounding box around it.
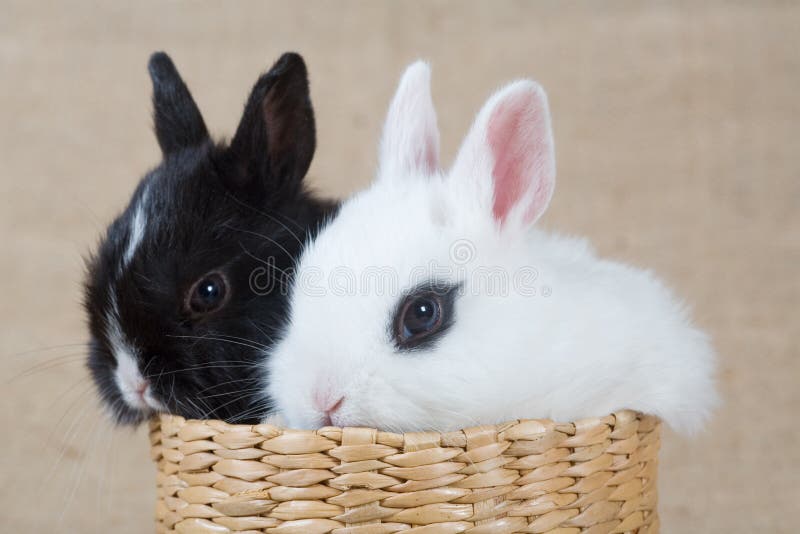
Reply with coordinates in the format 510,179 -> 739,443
151,410 -> 659,533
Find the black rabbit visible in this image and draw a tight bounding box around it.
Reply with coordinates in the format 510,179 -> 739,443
84,52 -> 335,425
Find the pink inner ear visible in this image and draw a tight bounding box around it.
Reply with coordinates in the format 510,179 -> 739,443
417,130 -> 439,175
488,91 -> 553,224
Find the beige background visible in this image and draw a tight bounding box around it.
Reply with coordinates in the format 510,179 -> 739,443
1,1 -> 797,532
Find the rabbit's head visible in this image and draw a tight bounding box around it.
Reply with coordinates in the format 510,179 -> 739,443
268,62 -> 564,431
85,52 -> 335,425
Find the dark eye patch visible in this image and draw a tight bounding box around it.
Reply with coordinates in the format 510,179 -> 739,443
392,281 -> 460,351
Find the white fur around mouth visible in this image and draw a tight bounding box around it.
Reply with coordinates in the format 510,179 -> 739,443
118,384 -> 166,412
106,292 -> 166,413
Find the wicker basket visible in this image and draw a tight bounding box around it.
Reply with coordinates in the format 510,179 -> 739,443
151,410 -> 660,534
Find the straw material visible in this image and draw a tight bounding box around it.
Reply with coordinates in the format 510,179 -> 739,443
151,410 -> 660,534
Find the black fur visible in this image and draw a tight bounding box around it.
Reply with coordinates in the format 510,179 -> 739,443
84,52 -> 336,425
148,52 -> 209,155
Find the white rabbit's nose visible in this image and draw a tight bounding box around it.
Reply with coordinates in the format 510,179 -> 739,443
313,389 -> 343,413
319,397 -> 344,427
313,386 -> 345,426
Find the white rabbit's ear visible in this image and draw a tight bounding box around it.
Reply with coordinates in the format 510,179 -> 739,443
379,61 -> 440,178
451,80 -> 555,226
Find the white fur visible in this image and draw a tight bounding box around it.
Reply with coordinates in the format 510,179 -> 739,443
109,186 -> 164,415
106,293 -> 163,412
122,188 -> 149,269
266,64 -> 717,435
379,61 -> 440,177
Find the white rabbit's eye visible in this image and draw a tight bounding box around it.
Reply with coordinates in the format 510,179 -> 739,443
401,295 -> 442,337
186,272 -> 229,315
393,283 -> 459,350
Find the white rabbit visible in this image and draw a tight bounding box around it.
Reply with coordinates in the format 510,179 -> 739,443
265,61 -> 717,435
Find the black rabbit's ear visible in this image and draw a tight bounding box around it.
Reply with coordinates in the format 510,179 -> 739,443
148,52 -> 209,155
227,52 -> 316,192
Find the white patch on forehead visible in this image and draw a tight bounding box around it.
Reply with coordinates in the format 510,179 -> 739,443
122,187 -> 150,269
105,292 -> 163,411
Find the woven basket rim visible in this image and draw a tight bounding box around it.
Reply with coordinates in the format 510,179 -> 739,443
152,409 -> 661,533
153,409 -> 654,436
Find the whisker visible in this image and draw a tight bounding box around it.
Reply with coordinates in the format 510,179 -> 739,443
248,319 -> 278,345
183,397 -> 209,420
194,377 -> 261,396
205,331 -> 273,350
47,381 -> 98,447
46,376 -> 92,415
167,376 -> 177,414
222,191 -> 306,244
58,409 -> 104,525
40,386 -> 96,496
96,423 -> 115,530
2,342 -> 88,359
142,354 -> 157,378
237,242 -> 297,285
199,386 -> 264,401
231,398 -> 275,423
146,363 -> 256,380
165,334 -> 266,352
7,352 -> 87,383
203,390 -> 268,419
222,223 -> 297,264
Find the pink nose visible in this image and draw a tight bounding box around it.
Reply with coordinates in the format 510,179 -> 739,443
315,394 -> 344,414
136,382 -> 148,400
313,391 -> 344,426
325,397 -> 344,416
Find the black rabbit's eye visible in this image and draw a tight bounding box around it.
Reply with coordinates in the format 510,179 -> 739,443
187,272 -> 229,315
393,283 -> 459,350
